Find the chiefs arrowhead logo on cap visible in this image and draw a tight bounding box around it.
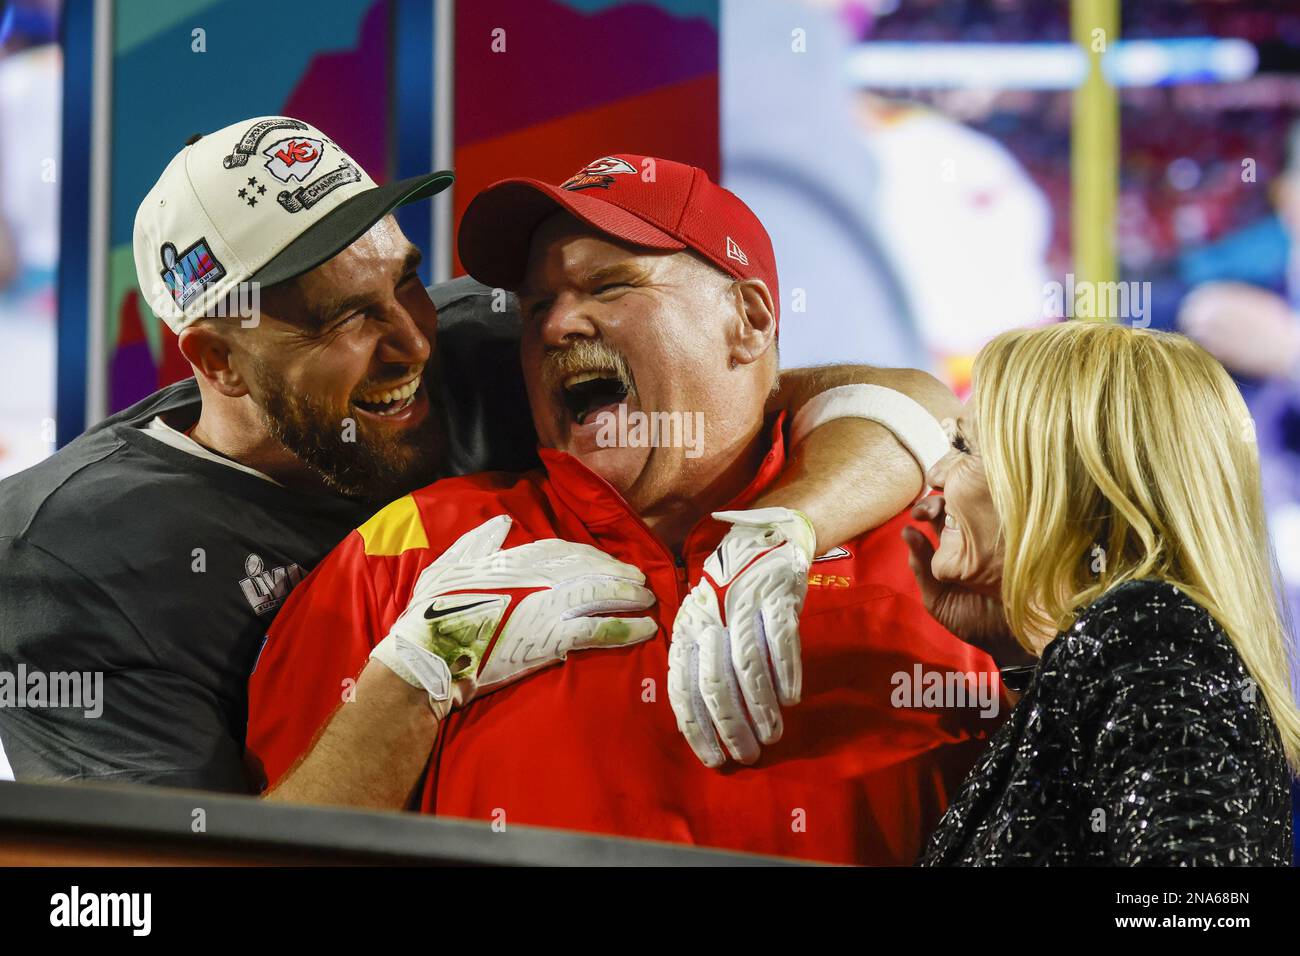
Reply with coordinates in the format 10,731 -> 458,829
561,155 -> 638,192
262,136 -> 325,183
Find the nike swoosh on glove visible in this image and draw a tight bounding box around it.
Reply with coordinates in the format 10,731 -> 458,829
667,507 -> 815,768
371,515 -> 657,719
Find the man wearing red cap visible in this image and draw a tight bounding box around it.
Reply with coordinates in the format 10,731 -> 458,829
246,156 -> 1001,864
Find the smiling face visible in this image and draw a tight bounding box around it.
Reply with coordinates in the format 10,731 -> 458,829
516,212 -> 776,510
927,402 -> 1004,592
232,215 -> 445,499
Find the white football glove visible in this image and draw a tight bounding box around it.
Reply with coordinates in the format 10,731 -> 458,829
667,507 -> 815,768
371,515 -> 657,718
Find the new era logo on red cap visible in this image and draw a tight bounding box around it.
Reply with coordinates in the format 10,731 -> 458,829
725,236 -> 749,266
458,153 -> 781,328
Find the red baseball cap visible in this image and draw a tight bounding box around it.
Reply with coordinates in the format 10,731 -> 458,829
457,154 -> 780,327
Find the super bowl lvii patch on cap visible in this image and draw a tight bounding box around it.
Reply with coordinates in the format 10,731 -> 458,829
159,238 -> 226,311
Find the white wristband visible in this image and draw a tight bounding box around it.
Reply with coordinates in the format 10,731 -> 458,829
789,383 -> 951,477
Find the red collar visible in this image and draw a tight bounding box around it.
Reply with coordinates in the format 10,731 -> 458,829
538,412 -> 789,559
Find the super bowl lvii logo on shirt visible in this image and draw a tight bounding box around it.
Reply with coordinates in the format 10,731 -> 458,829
238,553 -> 306,617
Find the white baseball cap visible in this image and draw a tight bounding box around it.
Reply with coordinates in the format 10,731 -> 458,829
133,115 -> 453,333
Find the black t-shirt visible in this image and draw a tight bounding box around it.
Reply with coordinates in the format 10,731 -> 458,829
0,278 -> 531,792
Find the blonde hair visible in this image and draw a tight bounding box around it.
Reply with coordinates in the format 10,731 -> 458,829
973,320 -> 1300,769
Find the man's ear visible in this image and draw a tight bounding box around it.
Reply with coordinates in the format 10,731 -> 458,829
177,322 -> 250,398
726,278 -> 777,369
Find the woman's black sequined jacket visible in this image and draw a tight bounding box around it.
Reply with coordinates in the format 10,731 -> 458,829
920,579 -> 1293,866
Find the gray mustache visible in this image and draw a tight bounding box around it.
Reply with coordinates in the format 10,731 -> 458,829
541,340 -> 637,398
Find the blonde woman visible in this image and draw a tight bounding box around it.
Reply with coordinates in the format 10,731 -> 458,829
903,321 -> 1299,866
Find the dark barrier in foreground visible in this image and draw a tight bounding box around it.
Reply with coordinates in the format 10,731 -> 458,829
0,781 -> 803,866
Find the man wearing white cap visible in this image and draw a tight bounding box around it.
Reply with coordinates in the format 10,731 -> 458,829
0,116 -> 955,794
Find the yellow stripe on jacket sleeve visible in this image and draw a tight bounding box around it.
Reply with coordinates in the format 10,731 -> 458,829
356,494 -> 430,556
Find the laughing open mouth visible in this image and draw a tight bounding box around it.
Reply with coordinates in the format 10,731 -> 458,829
562,370 -> 630,426
353,375 -> 421,417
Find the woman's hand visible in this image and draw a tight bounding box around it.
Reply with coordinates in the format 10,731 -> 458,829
902,495 -> 1034,669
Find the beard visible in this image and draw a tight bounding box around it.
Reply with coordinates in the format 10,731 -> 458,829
251,358 -> 446,503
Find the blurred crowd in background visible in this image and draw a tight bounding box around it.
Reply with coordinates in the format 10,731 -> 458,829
0,0 -> 59,480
